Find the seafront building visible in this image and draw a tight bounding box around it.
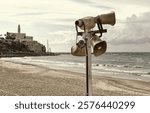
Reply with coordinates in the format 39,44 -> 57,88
5,25 -> 46,53
6,24 -> 33,42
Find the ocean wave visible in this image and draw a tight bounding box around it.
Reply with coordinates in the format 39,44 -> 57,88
91,63 -> 147,75
133,65 -> 143,68
94,63 -> 129,68
0,57 -> 148,76
141,74 -> 150,77
93,64 -> 147,75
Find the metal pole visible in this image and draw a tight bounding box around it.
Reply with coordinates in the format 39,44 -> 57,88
85,30 -> 92,96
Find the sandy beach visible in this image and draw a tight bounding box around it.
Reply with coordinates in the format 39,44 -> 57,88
0,60 -> 150,96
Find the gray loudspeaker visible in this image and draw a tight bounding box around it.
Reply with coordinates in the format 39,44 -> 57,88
71,40 -> 86,56
75,16 -> 95,30
71,35 -> 107,57
75,11 -> 116,30
91,35 -> 107,56
97,11 -> 116,26
71,45 -> 86,56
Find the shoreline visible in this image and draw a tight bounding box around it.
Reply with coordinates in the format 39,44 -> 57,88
0,60 -> 150,96
0,52 -> 60,58
1,58 -> 150,82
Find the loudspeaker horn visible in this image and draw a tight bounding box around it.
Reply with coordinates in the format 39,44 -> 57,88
75,16 -> 95,30
91,35 -> 107,56
71,40 -> 86,56
97,11 -> 116,26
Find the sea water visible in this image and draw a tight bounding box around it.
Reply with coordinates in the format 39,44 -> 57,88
1,53 -> 150,79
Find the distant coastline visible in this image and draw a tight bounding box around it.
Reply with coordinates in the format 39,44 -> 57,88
0,52 -> 60,58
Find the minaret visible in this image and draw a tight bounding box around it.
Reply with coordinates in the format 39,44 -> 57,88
18,24 -> 21,33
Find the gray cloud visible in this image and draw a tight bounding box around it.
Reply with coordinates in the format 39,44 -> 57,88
52,18 -> 76,23
104,12 -> 150,45
105,0 -> 150,7
0,21 -> 17,34
71,0 -> 93,4
27,22 -> 74,40
46,31 -> 75,52
92,5 -> 113,9
15,12 -> 46,16
71,0 -> 113,10
126,13 -> 150,23
31,22 -> 74,32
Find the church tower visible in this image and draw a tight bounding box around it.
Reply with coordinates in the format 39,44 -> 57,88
18,24 -> 21,33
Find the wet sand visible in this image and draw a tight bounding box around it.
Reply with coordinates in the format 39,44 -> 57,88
0,61 -> 150,96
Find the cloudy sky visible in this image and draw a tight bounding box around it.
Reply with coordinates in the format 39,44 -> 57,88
0,0 -> 150,52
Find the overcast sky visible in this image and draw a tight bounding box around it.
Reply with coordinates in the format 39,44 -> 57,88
0,0 -> 150,52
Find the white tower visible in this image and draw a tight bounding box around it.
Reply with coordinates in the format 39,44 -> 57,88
18,24 -> 21,33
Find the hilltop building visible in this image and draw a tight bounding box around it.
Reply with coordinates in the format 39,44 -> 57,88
6,24 -> 33,42
5,25 -> 46,53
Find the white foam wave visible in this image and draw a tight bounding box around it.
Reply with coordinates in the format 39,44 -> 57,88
0,57 -> 148,75
133,65 -> 143,68
141,74 -> 150,77
93,64 -> 147,75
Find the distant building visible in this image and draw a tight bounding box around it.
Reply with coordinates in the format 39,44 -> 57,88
6,24 -> 33,42
5,25 -> 46,53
